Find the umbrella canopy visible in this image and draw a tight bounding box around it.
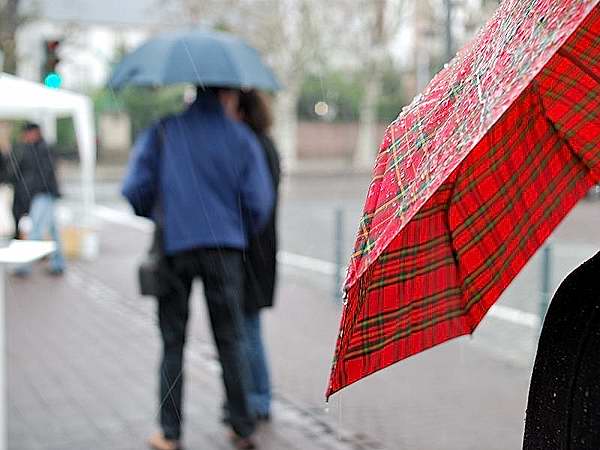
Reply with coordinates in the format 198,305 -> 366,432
328,0 -> 600,398
107,30 -> 280,91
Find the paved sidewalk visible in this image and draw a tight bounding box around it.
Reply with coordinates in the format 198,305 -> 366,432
6,219 -> 526,450
8,195 -> 599,449
6,234 -> 365,449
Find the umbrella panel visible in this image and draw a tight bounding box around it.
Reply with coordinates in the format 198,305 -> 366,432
328,4 -> 600,398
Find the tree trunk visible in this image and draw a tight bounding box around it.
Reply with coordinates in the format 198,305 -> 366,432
273,86 -> 299,171
0,0 -> 20,74
354,0 -> 386,169
354,71 -> 382,168
414,0 -> 433,95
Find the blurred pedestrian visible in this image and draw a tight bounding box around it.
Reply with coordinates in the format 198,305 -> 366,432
122,87 -> 274,450
0,139 -> 27,239
236,90 -> 280,421
6,122 -> 65,275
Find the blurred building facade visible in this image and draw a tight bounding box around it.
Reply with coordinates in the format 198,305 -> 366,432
9,0 -> 500,165
15,0 -> 171,89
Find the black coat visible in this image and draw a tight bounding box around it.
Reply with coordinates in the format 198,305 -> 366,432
7,140 -> 60,210
243,134 -> 280,313
523,251 -> 600,449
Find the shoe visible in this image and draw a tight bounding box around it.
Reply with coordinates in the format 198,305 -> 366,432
231,432 -> 257,450
12,269 -> 31,278
256,412 -> 271,423
46,267 -> 64,277
221,407 -> 231,425
148,432 -> 181,450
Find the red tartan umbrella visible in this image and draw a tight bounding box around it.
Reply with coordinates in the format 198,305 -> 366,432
327,0 -> 600,398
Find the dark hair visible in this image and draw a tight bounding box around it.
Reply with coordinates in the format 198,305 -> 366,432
22,122 -> 40,132
238,90 -> 272,134
196,85 -> 235,97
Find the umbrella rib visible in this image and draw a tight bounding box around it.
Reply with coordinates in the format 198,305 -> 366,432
557,48 -> 600,85
180,41 -> 204,88
532,80 -> 595,174
443,166 -> 468,322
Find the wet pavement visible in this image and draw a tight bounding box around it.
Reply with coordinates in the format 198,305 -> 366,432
8,170 -> 600,449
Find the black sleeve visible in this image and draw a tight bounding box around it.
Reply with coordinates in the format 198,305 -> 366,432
0,154 -> 8,184
3,148 -> 23,186
260,134 -> 281,190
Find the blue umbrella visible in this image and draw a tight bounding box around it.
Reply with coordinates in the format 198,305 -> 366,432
108,30 -> 281,91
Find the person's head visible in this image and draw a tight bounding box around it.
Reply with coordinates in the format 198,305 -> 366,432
238,90 -> 273,134
21,122 -> 42,145
197,86 -> 240,119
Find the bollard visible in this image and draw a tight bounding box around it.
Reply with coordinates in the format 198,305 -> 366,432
539,244 -> 552,327
334,208 -> 344,302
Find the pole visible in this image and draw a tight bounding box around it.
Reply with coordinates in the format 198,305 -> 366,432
334,208 -> 344,302
539,244 -> 552,327
0,266 -> 5,450
444,0 -> 453,62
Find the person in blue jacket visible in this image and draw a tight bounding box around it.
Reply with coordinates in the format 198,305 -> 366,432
122,87 -> 274,450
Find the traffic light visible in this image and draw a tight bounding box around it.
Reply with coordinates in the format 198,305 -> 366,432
42,39 -> 62,88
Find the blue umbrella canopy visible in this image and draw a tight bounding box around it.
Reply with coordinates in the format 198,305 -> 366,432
108,30 -> 281,91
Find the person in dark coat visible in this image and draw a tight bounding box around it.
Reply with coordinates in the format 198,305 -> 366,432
523,250 -> 600,449
2,143 -> 29,240
0,143 -> 26,238
122,87 -> 274,450
237,90 -> 280,420
8,123 -> 65,275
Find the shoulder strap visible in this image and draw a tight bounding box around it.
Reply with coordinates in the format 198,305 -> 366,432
156,119 -> 167,155
152,120 -> 167,231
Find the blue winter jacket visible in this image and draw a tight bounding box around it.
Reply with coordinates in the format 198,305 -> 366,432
121,92 -> 274,255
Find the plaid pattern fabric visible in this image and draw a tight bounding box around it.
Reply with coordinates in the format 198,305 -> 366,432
328,0 -> 600,398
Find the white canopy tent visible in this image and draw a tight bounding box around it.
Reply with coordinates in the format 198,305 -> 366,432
0,73 -> 96,220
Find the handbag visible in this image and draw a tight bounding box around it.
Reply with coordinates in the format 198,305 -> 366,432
137,122 -> 172,297
138,221 -> 172,297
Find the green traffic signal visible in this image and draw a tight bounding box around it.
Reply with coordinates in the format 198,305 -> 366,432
41,39 -> 61,85
44,72 -> 62,89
